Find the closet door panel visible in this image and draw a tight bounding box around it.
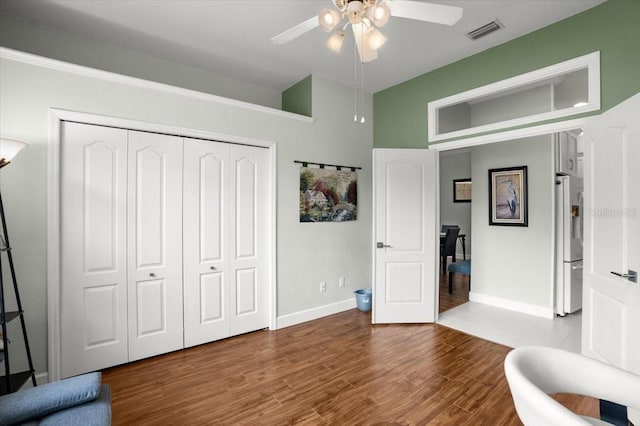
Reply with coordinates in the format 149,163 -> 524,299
183,139 -> 230,347
127,131 -> 183,361
229,145 -> 269,335
60,122 -> 128,378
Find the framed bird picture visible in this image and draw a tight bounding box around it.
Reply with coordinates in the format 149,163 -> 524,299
488,166 -> 528,226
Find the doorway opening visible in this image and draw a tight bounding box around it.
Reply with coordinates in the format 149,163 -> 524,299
438,148 -> 471,314
434,128 -> 584,353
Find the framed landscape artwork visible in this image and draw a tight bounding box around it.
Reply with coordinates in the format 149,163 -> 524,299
299,166 -> 357,222
488,166 -> 528,226
453,178 -> 472,202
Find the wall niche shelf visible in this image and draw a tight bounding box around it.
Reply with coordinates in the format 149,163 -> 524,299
428,51 -> 600,142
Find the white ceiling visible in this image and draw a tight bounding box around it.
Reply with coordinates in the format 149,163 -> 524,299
0,0 -> 605,94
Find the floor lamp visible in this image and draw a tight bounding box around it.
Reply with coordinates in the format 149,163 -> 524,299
0,137 -> 36,394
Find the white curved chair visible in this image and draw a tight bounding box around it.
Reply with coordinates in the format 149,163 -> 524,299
504,346 -> 640,426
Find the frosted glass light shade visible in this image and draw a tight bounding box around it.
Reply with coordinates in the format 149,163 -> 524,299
0,137 -> 28,169
318,8 -> 342,32
365,27 -> 387,51
326,30 -> 346,53
367,2 -> 391,27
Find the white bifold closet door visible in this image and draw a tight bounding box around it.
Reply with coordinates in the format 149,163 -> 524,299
60,122 -> 269,376
60,122 -> 129,377
183,139 -> 269,347
127,130 -> 183,361
61,123 -> 184,376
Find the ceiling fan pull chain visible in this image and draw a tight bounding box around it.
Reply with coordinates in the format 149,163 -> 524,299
360,25 -> 366,124
354,37 -> 358,122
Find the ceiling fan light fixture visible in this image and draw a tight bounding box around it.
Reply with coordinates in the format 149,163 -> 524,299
319,8 -> 342,32
366,2 -> 391,27
365,27 -> 387,51
346,1 -> 365,24
326,29 -> 346,53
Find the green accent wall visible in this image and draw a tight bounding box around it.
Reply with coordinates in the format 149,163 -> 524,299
373,0 -> 640,148
282,75 -> 312,117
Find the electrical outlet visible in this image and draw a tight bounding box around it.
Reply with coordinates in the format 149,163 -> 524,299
338,277 -> 345,288
320,281 -> 327,292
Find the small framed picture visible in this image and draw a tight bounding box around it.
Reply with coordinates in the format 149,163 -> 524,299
488,166 -> 528,226
453,178 -> 472,203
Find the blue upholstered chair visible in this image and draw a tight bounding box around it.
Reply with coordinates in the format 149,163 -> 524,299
447,259 -> 471,294
0,372 -> 111,425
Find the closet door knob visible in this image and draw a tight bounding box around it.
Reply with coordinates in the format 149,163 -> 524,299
149,272 -> 156,278
210,266 -> 216,271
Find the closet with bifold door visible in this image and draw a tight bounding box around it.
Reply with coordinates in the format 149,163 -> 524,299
59,121 -> 269,378
182,138 -> 269,348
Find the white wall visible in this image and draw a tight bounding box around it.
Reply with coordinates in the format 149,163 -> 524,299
439,150 -> 471,258
470,134 -> 555,317
0,52 -> 373,378
0,13 -> 282,109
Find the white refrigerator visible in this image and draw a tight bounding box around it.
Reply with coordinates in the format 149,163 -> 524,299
555,175 -> 583,316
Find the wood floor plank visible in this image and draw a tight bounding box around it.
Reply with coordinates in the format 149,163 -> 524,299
102,309 -> 597,425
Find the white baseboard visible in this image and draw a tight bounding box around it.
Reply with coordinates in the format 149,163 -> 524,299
35,372 -> 49,385
276,298 -> 356,329
469,291 -> 554,319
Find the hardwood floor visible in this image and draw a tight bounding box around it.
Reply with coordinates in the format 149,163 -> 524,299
102,309 -> 597,425
439,271 -> 469,313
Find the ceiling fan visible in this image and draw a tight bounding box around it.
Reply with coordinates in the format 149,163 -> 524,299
271,0 -> 463,63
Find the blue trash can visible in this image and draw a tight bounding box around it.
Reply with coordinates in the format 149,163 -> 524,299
354,288 -> 372,312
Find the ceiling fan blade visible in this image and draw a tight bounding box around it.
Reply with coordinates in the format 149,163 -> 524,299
352,24 -> 378,63
388,1 -> 463,26
271,16 -> 319,45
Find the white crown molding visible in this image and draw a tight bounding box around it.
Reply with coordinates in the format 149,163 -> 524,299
0,46 -> 315,124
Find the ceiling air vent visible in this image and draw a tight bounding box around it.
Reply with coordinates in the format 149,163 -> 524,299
467,19 -> 504,40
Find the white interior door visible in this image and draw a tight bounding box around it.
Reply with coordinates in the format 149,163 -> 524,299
183,139 -> 231,347
60,122 -> 128,377
228,144 -> 269,335
127,131 -> 184,361
373,149 -> 439,323
582,93 -> 640,422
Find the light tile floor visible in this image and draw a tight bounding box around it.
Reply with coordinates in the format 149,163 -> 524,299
437,302 -> 582,353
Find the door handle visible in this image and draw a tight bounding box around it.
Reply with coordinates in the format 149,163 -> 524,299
376,242 -> 392,249
149,272 -> 156,278
210,266 -> 216,270
610,270 -> 638,283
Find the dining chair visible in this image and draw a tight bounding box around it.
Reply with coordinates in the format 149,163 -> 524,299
441,226 -> 460,274
441,224 -> 459,233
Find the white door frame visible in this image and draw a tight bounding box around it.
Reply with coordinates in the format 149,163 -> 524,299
47,108 -> 277,381
429,117 -> 588,322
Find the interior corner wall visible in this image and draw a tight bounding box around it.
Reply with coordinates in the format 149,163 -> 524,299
470,135 -> 554,312
282,75 -> 312,117
439,151 -> 472,258
0,13 -> 282,109
0,52 -> 373,377
373,0 -> 640,148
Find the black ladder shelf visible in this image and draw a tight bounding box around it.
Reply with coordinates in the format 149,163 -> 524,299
0,190 -> 36,395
